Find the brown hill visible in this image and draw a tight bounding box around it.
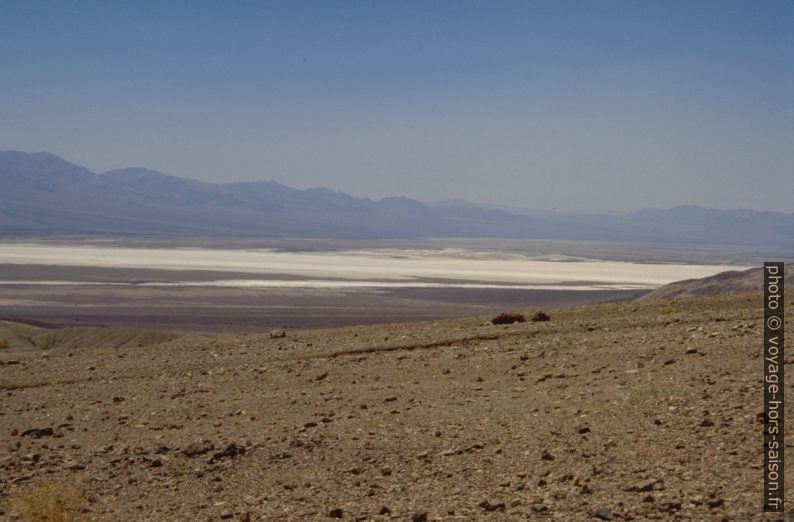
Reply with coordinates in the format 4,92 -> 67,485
640,263 -> 791,300
0,320 -> 181,356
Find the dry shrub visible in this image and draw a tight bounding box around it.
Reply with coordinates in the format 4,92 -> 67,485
491,311 -> 526,325
7,481 -> 85,522
0,339 -> 9,349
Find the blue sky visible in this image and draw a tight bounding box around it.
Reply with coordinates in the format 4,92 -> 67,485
1,1 -> 792,211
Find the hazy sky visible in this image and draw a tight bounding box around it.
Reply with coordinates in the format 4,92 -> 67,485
1,1 -> 792,212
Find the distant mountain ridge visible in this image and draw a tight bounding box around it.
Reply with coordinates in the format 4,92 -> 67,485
1,150 -> 793,247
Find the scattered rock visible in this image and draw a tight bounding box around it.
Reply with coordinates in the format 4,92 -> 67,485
661,501 -> 682,512
479,500 -> 506,512
578,426 -> 591,434
328,507 -> 343,518
626,478 -> 662,492
211,443 -> 245,461
20,427 -> 54,438
541,450 -> 555,461
270,329 -> 286,339
379,506 -> 391,515
592,507 -> 614,520
707,498 -> 724,509
183,441 -> 213,457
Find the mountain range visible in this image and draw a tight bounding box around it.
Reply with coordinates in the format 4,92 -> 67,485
1,150 -> 792,247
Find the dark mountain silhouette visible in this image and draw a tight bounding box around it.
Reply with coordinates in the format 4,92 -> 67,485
1,150 -> 792,246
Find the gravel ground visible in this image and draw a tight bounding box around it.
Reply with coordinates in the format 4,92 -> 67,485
0,291 -> 790,521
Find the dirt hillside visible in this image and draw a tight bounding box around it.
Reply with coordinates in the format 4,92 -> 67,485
0,291 -> 790,521
0,321 -> 181,357
640,264 -> 791,300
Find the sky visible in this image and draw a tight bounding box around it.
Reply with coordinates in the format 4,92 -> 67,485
1,1 -> 792,212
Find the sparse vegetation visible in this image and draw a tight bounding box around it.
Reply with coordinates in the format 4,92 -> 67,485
490,311 -> 525,325
0,338 -> 9,349
530,310 -> 550,322
7,481 -> 85,522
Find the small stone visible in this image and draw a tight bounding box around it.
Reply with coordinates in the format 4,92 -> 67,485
412,513 -> 428,522
592,507 -> 614,520
316,372 -> 328,381
706,498 -> 724,509
270,329 -> 286,339
328,507 -> 343,518
21,427 -> 54,438
211,442 -> 245,461
541,450 -> 555,461
581,485 -> 592,495
183,441 -> 213,457
379,506 -> 391,515
479,500 -> 506,512
700,419 -> 715,427
578,426 -> 591,434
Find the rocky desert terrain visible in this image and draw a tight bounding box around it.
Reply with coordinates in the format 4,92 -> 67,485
0,289 -> 791,521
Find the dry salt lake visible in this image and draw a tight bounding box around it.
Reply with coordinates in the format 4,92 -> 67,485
0,241 -> 753,332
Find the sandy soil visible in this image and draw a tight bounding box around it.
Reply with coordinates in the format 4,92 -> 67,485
0,291 -> 789,520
